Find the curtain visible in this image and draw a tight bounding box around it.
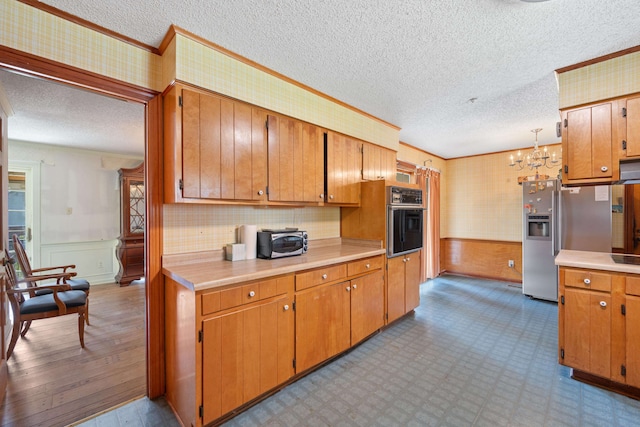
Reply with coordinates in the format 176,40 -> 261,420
418,168 -> 441,281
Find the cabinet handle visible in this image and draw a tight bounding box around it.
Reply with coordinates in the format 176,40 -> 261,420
353,284 -> 357,290
599,301 -> 607,308
283,304 -> 290,311
248,291 -> 256,298
600,166 -> 608,172
346,286 -> 351,292
322,274 -> 328,280
365,263 -> 370,269
583,278 -> 591,285
258,190 -> 264,196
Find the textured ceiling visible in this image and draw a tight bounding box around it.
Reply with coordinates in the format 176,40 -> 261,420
3,0 -> 640,158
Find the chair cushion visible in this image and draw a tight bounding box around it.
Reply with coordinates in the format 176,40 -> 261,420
34,279 -> 90,296
20,290 -> 87,315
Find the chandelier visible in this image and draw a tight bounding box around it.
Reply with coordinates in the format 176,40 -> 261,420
509,128 -> 560,171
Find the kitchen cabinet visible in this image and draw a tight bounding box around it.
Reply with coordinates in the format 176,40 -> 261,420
201,293 -> 293,424
362,142 -> 396,181
163,84 -> 267,203
295,280 -> 351,372
266,114 -> 325,203
559,268 -> 613,379
295,255 -> 385,372
625,277 -> 640,388
350,270 -> 385,344
387,251 -> 421,324
164,274 -> 294,427
326,131 -> 362,205
561,101 -> 618,184
618,95 -> 640,159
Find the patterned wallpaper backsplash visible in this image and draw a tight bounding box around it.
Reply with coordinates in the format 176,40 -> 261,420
163,204 -> 340,254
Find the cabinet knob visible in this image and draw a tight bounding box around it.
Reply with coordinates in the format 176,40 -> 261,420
365,263 -> 370,269
583,278 -> 591,285
283,304 -> 290,311
403,258 -> 407,263
248,290 -> 256,298
322,274 -> 328,280
406,257 -> 410,262
353,284 -> 357,290
319,193 -> 324,199
258,190 -> 264,196
346,286 -> 351,292
329,195 -> 334,200
599,301 -> 607,308
600,166 -> 608,172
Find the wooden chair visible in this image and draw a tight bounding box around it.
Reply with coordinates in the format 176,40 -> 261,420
4,250 -> 87,359
12,234 -> 91,325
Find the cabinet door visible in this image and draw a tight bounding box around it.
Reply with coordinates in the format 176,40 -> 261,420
405,251 -> 421,313
625,96 -> 640,158
362,142 -> 381,181
295,281 -> 351,372
201,296 -> 292,424
563,103 -> 613,181
180,88 -> 267,202
387,256 -> 406,324
382,148 -> 397,180
267,115 -> 324,202
351,271 -> 385,344
326,131 -> 361,204
563,288 -> 611,378
363,143 -> 396,181
626,295 -> 640,388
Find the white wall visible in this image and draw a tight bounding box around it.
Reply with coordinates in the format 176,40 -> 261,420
9,140 -> 143,283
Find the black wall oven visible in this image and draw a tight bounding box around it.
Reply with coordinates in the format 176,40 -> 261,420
387,186 -> 425,258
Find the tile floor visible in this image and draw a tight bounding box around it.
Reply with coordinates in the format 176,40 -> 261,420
75,274 -> 640,426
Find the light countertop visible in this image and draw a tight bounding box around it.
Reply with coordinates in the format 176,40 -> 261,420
162,238 -> 385,292
555,249 -> 640,275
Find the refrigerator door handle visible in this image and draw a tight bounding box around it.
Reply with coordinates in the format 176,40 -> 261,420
557,189 -> 563,254
551,190 -> 556,256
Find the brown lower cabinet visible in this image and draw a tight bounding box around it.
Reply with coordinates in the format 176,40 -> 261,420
295,268 -> 385,373
165,254 -> 392,427
559,267 -> 640,396
387,251 -> 421,324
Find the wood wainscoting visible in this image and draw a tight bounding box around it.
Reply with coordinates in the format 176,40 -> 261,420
440,238 -> 522,284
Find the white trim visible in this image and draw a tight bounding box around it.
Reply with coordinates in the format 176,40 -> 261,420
8,160 -> 41,267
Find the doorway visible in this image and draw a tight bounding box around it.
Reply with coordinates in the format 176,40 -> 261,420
0,68 -> 151,425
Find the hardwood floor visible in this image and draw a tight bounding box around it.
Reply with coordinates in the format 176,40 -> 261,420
0,281 -> 146,427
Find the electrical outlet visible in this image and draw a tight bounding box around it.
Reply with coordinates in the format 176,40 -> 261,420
508,260 -> 515,268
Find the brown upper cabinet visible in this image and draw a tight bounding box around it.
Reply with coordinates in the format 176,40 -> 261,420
326,131 -> 362,205
164,85 -> 268,203
561,101 -> 618,185
619,95 -> 640,159
266,114 -> 325,203
362,142 -> 397,181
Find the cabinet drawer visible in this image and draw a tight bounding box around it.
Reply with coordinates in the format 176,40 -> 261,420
564,269 -> 611,292
296,264 -> 347,291
627,276 -> 640,296
201,275 -> 292,315
347,255 -> 383,277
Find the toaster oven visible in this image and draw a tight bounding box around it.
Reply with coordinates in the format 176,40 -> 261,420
257,230 -> 308,259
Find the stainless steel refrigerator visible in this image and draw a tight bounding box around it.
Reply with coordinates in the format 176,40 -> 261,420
522,179 -> 611,301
